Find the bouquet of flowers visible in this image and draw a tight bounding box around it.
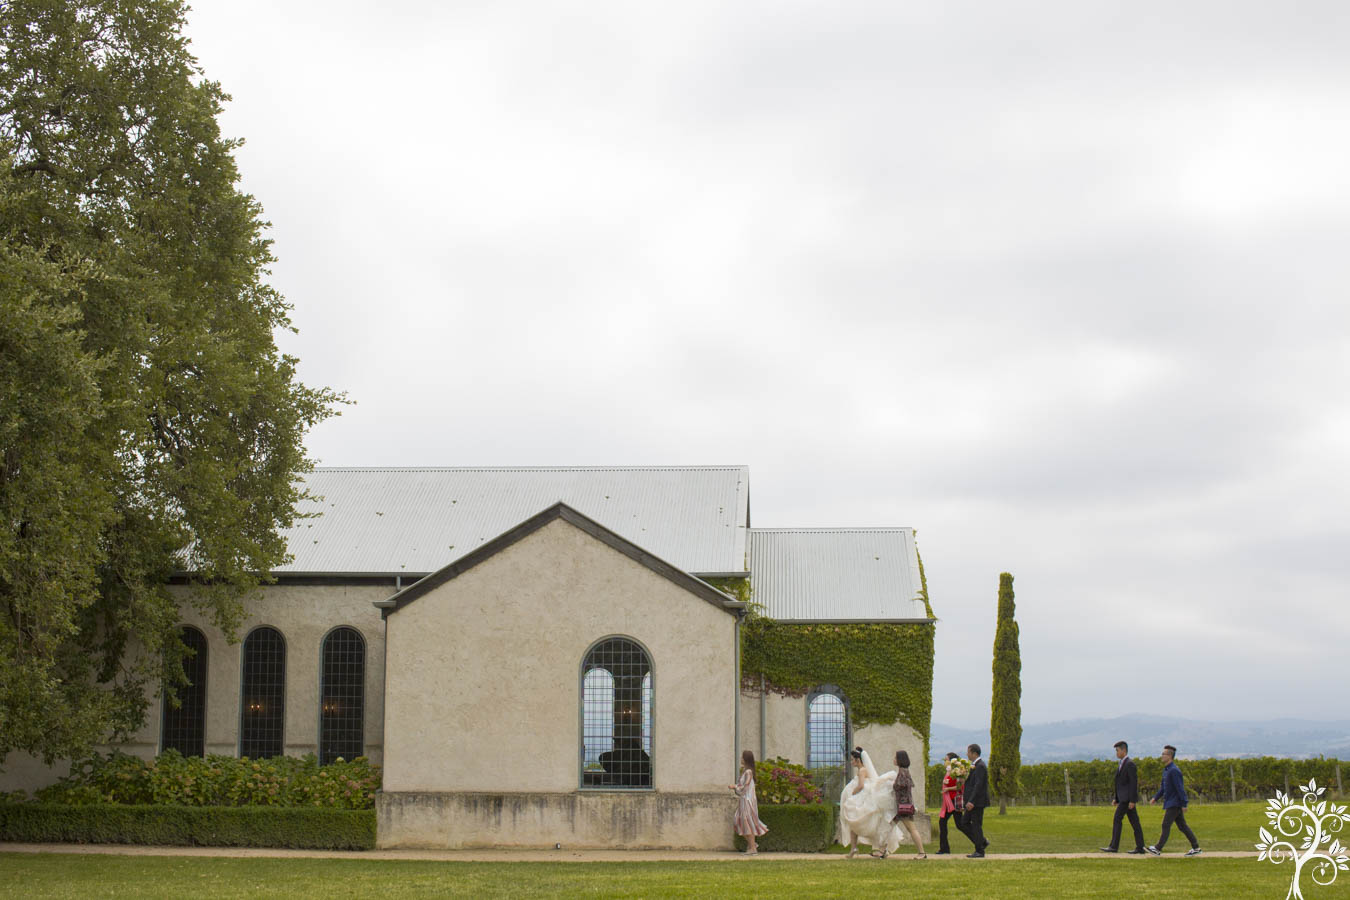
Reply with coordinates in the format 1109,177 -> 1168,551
947,757 -> 972,781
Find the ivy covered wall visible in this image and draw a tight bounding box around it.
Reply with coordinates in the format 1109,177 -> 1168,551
707,549 -> 936,756
739,620 -> 934,733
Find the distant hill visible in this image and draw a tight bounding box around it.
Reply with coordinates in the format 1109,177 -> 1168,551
928,714 -> 1350,765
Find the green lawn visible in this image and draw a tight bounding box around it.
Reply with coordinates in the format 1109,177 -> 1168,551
0,854 -> 1337,899
3,801 -> 1346,899
890,799 -> 1280,854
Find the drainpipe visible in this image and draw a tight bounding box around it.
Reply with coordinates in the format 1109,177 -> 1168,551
733,613 -> 742,784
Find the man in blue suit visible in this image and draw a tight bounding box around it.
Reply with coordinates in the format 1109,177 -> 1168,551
1146,744 -> 1202,856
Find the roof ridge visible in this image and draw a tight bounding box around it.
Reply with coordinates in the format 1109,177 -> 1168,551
750,527 -> 913,533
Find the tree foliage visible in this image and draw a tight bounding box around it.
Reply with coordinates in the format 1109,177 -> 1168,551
989,571 -> 1022,813
1,0 -> 342,763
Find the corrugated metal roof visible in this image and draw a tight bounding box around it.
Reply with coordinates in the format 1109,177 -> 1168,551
748,528 -> 929,622
278,466 -> 749,576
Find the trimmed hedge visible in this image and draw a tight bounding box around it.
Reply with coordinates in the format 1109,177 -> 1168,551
733,803 -> 836,852
0,803 -> 375,850
33,750 -> 379,809
926,756 -> 1347,806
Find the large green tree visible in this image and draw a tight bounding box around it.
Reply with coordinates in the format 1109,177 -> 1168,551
988,571 -> 1022,814
1,0 -> 342,764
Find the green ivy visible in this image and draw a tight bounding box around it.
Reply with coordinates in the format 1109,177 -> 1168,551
741,620 -> 934,735
711,554 -> 935,748
704,576 -> 753,608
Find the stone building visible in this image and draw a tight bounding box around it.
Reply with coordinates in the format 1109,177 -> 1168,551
0,466 -> 934,849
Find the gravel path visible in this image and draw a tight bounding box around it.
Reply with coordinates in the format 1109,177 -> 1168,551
0,843 -> 1261,862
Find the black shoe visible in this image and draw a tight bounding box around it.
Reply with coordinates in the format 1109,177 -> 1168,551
1127,848 -> 1146,855
1099,847 -> 1118,853
935,850 -> 950,855
966,851 -> 985,858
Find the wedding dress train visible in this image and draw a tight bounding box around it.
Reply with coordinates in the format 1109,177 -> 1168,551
838,750 -> 902,854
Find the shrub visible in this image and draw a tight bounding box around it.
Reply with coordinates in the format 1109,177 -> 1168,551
754,758 -> 823,805
0,803 -> 374,849
927,756 -> 1347,806
733,803 -> 836,852
33,751 -> 380,810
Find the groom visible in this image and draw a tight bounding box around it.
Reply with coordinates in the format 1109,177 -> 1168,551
957,743 -> 991,858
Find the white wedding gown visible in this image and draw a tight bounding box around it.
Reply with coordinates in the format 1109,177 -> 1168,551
838,750 -> 902,853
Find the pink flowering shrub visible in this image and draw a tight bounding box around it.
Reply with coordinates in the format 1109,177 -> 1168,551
754,757 -> 824,805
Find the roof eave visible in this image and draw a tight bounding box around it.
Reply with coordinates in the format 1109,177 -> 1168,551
769,617 -> 937,625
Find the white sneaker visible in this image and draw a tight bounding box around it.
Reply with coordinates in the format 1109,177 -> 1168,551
1184,847 -> 1202,857
1145,845 -> 1161,856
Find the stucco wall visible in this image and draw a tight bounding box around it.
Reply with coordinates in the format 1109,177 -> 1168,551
0,582 -> 392,794
166,583 -> 391,762
854,719 -> 927,811
737,690 -> 807,762
382,517 -> 740,797
378,791 -> 738,850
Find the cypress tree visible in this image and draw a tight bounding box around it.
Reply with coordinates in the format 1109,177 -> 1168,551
989,572 -> 1022,814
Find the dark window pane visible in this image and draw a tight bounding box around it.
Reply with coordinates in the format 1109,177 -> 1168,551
161,626 -> 208,757
581,638 -> 652,789
239,627 -> 286,759
320,627 -> 365,765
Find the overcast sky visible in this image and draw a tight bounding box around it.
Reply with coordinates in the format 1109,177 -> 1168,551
184,1 -> 1349,731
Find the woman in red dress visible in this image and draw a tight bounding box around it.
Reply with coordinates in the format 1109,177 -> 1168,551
938,752 -> 963,854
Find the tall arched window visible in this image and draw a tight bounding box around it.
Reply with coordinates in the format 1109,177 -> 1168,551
319,626 -> 365,764
161,626 -> 207,757
807,689 -> 849,771
581,637 -> 652,788
239,626 -> 286,759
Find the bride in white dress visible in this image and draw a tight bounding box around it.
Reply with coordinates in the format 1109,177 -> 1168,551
838,746 -> 902,857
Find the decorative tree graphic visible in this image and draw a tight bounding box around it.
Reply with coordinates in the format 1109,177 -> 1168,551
1255,779 -> 1350,899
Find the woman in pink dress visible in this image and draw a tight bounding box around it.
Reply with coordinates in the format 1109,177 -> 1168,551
730,749 -> 769,853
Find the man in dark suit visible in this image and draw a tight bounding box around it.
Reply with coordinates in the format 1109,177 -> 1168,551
1100,740 -> 1146,853
957,742 -> 991,857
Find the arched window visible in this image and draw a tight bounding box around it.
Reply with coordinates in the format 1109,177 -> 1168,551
319,626 -> 365,764
807,689 -> 849,771
161,626 -> 208,757
581,637 -> 652,788
239,626 -> 285,759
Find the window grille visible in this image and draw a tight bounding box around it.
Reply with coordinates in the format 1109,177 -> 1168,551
319,627 -> 365,765
807,691 -> 848,770
239,626 -> 286,759
161,626 -> 207,757
581,637 -> 652,788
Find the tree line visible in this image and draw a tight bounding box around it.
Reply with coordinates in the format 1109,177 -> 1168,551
927,756 -> 1346,806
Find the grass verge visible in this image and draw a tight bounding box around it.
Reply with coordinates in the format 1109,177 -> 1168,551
0,853 -> 1321,899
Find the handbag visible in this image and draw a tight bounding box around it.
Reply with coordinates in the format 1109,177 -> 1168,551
895,802 -> 916,817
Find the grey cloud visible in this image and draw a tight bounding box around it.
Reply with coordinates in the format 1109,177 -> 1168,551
186,0 -> 1350,730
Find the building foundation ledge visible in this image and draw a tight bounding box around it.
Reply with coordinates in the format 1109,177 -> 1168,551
376,790 -> 738,850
